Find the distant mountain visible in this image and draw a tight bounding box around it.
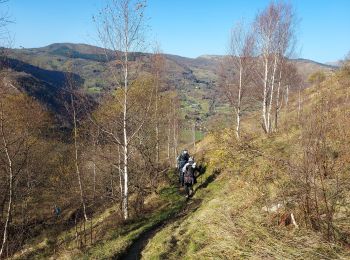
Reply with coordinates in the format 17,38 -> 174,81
325,60 -> 342,67
292,58 -> 336,81
3,43 -> 337,128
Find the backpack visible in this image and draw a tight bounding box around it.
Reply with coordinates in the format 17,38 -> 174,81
183,164 -> 194,185
179,152 -> 189,162
178,152 -> 190,169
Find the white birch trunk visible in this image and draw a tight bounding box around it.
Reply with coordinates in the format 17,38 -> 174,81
262,56 -> 269,133
167,116 -> 171,161
173,101 -> 178,167
122,49 -> 129,220
0,112 -> 13,258
155,71 -> 160,166
275,86 -> 280,130
117,145 -> 123,201
267,55 -> 278,133
236,64 -> 243,139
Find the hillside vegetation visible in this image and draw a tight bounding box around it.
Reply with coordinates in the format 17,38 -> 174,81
13,60 -> 350,260
0,0 -> 348,259
141,62 -> 350,259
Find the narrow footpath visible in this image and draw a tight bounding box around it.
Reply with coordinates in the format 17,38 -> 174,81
116,166 -> 219,260
117,198 -> 202,260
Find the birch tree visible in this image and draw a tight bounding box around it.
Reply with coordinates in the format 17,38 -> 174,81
64,72 -> 89,222
151,47 -> 165,167
0,95 -> 13,258
0,89 -> 48,258
274,61 -> 300,127
254,1 -> 296,133
220,21 -> 255,139
0,3 -> 14,256
95,0 -> 148,220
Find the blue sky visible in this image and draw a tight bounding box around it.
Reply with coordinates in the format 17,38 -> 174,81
6,0 -> 350,63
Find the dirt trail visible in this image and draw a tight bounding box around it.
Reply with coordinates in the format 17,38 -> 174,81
116,198 -> 202,260
116,166 -> 217,260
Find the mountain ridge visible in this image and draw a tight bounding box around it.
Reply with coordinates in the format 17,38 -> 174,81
3,43 -> 336,129
14,42 -> 335,69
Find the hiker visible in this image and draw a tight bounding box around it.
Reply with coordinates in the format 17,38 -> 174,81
182,157 -> 196,198
53,205 -> 61,218
177,150 -> 190,186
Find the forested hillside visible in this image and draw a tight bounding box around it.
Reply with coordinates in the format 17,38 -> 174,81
5,43 -> 335,130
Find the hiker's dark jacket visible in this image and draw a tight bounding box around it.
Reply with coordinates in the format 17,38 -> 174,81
178,153 -> 189,170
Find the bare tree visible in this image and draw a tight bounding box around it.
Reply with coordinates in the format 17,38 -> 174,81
274,61 -> 300,128
64,71 -> 89,222
0,98 -> 13,258
254,1 -> 296,133
0,87 -> 48,258
94,0 -> 150,220
164,92 -> 179,165
0,2 -> 14,256
151,46 -> 166,167
220,21 -> 255,139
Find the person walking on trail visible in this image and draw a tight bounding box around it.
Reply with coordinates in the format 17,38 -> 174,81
53,205 -> 61,218
182,157 -> 196,198
177,150 -> 190,186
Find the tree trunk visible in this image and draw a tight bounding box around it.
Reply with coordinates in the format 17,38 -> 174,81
122,48 -> 129,220
92,129 -> 98,203
275,70 -> 282,130
267,55 -> 278,133
262,57 -> 269,133
236,65 -> 242,139
298,84 -> 302,120
93,162 -> 96,202
192,122 -> 196,150
167,116 -> 171,162
155,71 -> 160,167
173,101 -> 178,167
71,94 -> 88,222
0,109 -> 13,258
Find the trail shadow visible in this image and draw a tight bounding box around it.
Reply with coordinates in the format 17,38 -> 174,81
115,221 -> 165,260
195,168 -> 220,191
116,198 -> 202,260
195,165 -> 207,179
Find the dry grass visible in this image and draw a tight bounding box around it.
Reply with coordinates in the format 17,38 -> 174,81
143,169 -> 350,259
142,113 -> 350,259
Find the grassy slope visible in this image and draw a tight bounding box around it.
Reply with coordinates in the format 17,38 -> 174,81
13,170 -> 187,260
17,165 -> 225,259
142,69 -> 350,259
80,185 -> 186,260
142,136 -> 350,259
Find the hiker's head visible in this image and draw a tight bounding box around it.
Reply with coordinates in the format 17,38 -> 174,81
183,150 -> 188,154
